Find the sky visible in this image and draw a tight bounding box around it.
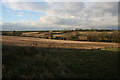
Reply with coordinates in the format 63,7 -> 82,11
0,0 -> 119,31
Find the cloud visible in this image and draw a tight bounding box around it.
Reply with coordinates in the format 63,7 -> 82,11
2,0 -> 119,2
36,2 -> 118,26
1,22 -> 118,31
2,0 -> 44,2
17,12 -> 24,17
2,2 -> 119,30
6,9 -> 10,12
3,2 -> 50,12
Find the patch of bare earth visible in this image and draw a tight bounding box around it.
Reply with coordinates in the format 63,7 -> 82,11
2,36 -> 119,49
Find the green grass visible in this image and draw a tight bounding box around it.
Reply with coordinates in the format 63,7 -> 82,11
2,45 -> 119,79
102,47 -> 120,52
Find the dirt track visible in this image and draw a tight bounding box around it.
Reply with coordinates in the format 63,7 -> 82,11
2,36 -> 119,49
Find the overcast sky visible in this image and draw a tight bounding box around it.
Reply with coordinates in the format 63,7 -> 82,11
0,0 -> 119,31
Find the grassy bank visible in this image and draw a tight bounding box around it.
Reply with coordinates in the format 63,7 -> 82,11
2,45 -> 119,79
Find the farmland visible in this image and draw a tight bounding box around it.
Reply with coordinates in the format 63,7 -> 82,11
1,1 -> 119,79
2,35 -> 119,49
2,30 -> 120,43
1,31 -> 119,79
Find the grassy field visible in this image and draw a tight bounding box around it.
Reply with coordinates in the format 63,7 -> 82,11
2,45 -> 119,79
2,32 -> 119,79
2,36 -> 119,49
2,30 -> 120,43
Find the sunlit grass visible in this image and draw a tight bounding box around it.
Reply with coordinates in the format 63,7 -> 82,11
102,47 -> 120,52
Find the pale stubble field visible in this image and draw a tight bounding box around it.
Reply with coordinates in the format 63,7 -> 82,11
2,35 -> 119,49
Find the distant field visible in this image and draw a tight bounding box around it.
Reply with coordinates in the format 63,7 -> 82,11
2,30 -> 120,43
2,35 -> 119,49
